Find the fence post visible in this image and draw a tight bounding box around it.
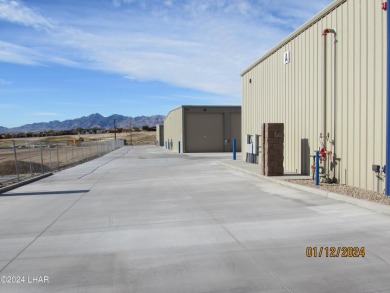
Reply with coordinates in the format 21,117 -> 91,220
81,143 -> 84,162
27,140 -> 33,177
56,143 -> 60,171
12,140 -> 20,181
71,144 -> 75,166
49,144 -> 52,171
40,142 -> 44,174
65,144 -> 68,167
76,144 -> 80,163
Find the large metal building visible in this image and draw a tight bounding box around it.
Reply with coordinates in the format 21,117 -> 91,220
241,0 -> 386,192
164,105 -> 241,153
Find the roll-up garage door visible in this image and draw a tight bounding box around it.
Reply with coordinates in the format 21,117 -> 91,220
185,113 -> 224,152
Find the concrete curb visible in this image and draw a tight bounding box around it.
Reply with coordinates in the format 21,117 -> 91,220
218,161 -> 390,216
0,173 -> 53,194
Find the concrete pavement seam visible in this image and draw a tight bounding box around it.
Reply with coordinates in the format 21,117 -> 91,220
218,222 -> 294,293
170,165 -> 294,293
0,150 -> 125,273
78,146 -> 133,179
0,188 -> 90,273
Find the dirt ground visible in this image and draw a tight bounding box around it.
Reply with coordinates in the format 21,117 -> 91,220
0,131 -> 156,146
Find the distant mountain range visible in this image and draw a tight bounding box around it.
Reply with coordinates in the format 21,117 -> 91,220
1,113 -> 165,133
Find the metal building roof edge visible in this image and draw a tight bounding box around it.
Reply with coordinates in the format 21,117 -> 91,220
240,0 -> 347,76
163,105 -> 241,122
180,105 -> 241,108
163,105 -> 183,122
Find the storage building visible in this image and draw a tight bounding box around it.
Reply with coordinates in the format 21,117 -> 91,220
164,106 -> 241,153
156,124 -> 164,147
241,0 -> 386,192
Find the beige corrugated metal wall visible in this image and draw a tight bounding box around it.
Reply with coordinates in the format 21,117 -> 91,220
231,113 -> 242,151
164,107 -> 183,152
241,0 -> 386,192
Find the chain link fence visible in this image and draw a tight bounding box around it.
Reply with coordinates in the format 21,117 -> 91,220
0,139 -> 124,188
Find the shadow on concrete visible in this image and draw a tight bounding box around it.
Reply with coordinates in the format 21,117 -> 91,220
1,190 -> 90,197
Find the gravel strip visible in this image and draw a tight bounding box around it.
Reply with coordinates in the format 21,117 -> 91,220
286,179 -> 390,206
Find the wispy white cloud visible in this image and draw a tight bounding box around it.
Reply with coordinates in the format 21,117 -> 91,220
0,0 -> 54,29
163,0 -> 173,8
0,40 -> 78,66
0,40 -> 42,65
0,78 -> 12,86
150,92 -> 238,105
0,0 -> 333,97
112,0 -> 135,8
0,103 -> 17,109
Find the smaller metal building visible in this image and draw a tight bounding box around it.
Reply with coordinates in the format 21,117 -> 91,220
156,124 -> 164,147
164,105 -> 241,153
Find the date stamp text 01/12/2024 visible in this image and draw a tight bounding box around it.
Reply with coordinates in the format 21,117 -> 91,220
306,247 -> 365,258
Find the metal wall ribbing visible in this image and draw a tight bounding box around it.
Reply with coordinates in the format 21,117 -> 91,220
163,106 -> 183,152
241,0 -> 386,192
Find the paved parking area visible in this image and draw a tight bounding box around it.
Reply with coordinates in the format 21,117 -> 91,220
1,145 -> 390,292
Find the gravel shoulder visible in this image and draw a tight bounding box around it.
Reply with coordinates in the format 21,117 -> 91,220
286,179 -> 390,206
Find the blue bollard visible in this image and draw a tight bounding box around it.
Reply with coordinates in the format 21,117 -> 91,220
315,151 -> 320,186
232,138 -> 237,160
178,141 -> 181,154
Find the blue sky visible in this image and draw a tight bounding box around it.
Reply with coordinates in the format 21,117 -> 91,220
0,0 -> 332,128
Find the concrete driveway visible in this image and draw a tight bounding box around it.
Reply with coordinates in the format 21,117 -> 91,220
1,146 -> 390,292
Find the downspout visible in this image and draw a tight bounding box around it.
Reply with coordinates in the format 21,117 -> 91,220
322,28 -> 336,182
383,2 -> 390,195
